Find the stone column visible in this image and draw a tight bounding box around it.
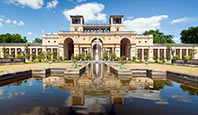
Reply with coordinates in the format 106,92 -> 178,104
186,48 -> 189,56
131,47 -> 135,57
51,48 -> 53,60
80,47 -> 82,53
74,45 -> 79,56
0,48 -> 2,58
9,48 -> 11,55
58,43 -> 64,59
135,49 -> 138,58
15,48 -> 17,58
164,48 -> 166,60
115,47 -> 120,57
115,44 -> 120,57
170,49 -> 172,59
149,47 -> 153,61
180,49 -> 182,59
36,48 -> 38,56
30,48 -> 32,60
59,48 -> 63,58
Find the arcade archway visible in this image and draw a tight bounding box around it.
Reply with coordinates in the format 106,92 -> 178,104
64,38 -> 74,60
120,38 -> 131,58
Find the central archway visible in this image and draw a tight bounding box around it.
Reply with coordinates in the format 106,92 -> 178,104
91,38 -> 103,60
120,38 -> 131,58
64,38 -> 74,60
93,44 -> 102,60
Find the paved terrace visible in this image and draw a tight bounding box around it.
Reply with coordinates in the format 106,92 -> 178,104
0,62 -> 198,76
0,62 -> 86,74
109,63 -> 198,76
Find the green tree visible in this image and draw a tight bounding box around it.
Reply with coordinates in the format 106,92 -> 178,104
143,30 -> 175,43
24,43 -> 30,61
0,33 -> 27,43
33,38 -> 42,43
180,27 -> 198,43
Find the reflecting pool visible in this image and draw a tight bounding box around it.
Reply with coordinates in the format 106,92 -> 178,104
0,63 -> 198,115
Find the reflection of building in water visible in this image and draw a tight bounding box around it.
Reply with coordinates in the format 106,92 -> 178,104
42,64 -> 155,106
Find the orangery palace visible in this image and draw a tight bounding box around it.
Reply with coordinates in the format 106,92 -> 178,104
0,15 -> 198,61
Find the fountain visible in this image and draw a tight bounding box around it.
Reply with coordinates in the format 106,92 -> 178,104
95,37 -> 100,61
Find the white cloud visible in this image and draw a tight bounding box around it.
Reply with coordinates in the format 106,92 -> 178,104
27,32 -> 33,35
18,21 -> 25,26
12,20 -> 17,24
5,19 -> 11,23
46,0 -> 58,9
0,18 -> 3,21
12,20 -> 25,26
63,2 -> 107,22
9,0 -> 44,9
124,15 -> 168,33
171,17 -> 189,24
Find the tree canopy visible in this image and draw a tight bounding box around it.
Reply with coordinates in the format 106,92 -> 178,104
143,30 -> 175,44
180,26 -> 198,44
33,38 -> 42,43
0,33 -> 27,43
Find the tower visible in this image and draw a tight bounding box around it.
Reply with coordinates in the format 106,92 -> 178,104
109,15 -> 124,32
70,15 -> 84,32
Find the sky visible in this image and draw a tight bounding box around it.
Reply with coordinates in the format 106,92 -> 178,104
0,0 -> 198,43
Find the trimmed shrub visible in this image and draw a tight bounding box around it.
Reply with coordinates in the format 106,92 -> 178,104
173,55 -> 179,59
132,56 -> 137,62
184,56 -> 190,60
116,57 -> 120,61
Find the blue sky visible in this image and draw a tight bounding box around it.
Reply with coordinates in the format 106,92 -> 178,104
0,0 -> 198,43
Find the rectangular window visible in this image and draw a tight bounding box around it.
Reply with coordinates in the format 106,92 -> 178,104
72,18 -> 80,24
113,18 -> 121,24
